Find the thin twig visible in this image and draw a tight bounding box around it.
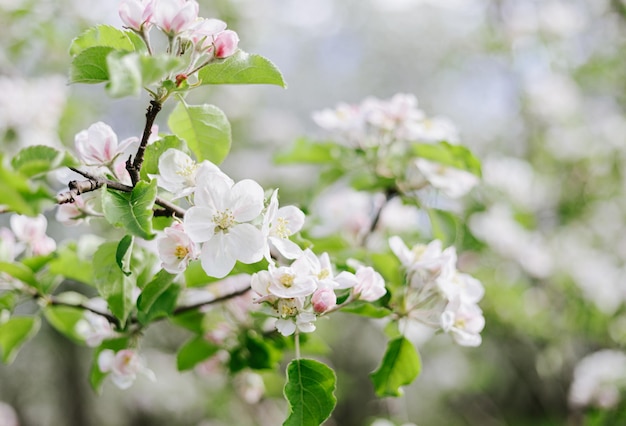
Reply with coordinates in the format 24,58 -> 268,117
172,286 -> 252,316
48,296 -> 121,329
127,100 -> 162,186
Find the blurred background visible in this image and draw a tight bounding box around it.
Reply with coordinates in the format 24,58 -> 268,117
2,0 -> 626,425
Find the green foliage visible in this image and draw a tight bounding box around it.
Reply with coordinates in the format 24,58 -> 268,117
136,270 -> 178,325
229,330 -> 282,372
411,141 -> 482,177
176,336 -> 220,371
69,25 -> 137,57
140,135 -> 187,180
198,50 -> 287,87
101,181 -> 157,240
48,243 -> 95,286
168,102 -> 232,165
93,242 -> 134,325
370,337 -> 421,397
0,261 -> 38,290
11,145 -> 78,177
283,358 -> 337,426
427,207 -> 460,247
0,156 -> 52,215
44,305 -> 87,344
69,46 -> 115,84
0,316 -> 40,364
115,235 -> 134,276
106,52 -> 184,98
274,138 -> 342,165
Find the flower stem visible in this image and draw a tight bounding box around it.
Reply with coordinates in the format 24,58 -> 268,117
294,329 -> 301,359
127,99 -> 162,186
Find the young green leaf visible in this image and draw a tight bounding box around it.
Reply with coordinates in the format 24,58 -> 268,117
274,138 -> 342,165
168,103 -> 232,164
229,331 -> 281,373
69,46 -> 115,84
136,269 -> 176,324
93,242 -> 134,324
0,157 -> 53,215
11,145 -> 78,177
140,54 -> 184,86
101,181 -> 157,240
48,243 -> 95,286
140,135 -> 187,180
0,261 -> 38,290
370,337 -> 421,397
283,358 -> 337,426
69,24 -> 136,57
115,235 -> 134,276
176,336 -> 219,371
427,208 -> 460,247
106,51 -> 142,98
44,305 -> 87,344
0,317 -> 41,364
198,50 -> 286,88
411,142 -> 482,177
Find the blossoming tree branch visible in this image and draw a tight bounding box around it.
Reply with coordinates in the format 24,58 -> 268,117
0,0 -> 485,424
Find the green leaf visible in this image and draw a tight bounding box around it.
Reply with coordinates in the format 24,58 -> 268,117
11,145 -> 78,177
411,142 -> 482,177
136,269 -> 177,324
140,54 -> 184,86
0,292 -> 16,311
140,135 -> 187,181
340,302 -> 392,318
283,358 -> 337,426
115,235 -> 134,276
0,261 -> 38,289
350,172 -> 396,192
69,25 -> 136,57
44,305 -> 87,344
0,316 -> 40,364
370,337 -> 421,397
170,309 -> 206,333
93,242 -> 134,324
198,50 -> 286,87
176,336 -> 219,371
69,46 -> 114,84
274,138 -> 342,165
101,181 -> 157,240
48,243 -> 95,286
0,156 -> 52,215
427,208 -> 460,247
106,51 -> 142,98
229,331 -> 281,373
168,102 -> 232,165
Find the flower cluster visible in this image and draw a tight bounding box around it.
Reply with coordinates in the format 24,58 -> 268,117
313,93 -> 479,198
119,0 -> 239,61
0,214 -> 56,262
389,236 -> 485,347
250,249 -> 386,336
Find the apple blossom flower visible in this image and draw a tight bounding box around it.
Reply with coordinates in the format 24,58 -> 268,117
0,227 -> 19,261
10,214 -> 56,256
352,266 -> 387,302
311,287 -> 337,313
301,249 -> 358,290
98,349 -> 156,389
153,0 -> 199,36
569,350 -> 626,409
56,193 -> 99,226
436,271 -> 484,306
213,30 -> 239,58
119,0 -> 154,31
440,298 -> 485,347
156,222 -> 199,273
235,372 -> 265,404
274,299 -> 317,336
389,237 -> 455,288
262,190 -> 304,261
75,311 -> 117,347
184,177 -> 265,278
74,122 -> 138,166
412,158 -> 480,198
259,260 -> 317,299
157,148 -> 231,199
0,402 -> 18,426
404,116 -> 459,143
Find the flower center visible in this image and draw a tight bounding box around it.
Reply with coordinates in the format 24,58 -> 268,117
279,274 -> 294,288
175,159 -> 199,184
213,209 -> 235,232
174,245 -> 189,259
273,217 -> 290,238
277,299 -> 297,317
317,269 -> 329,280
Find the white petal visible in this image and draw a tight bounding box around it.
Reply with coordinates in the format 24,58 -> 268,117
275,319 -> 296,336
229,179 -> 264,222
277,206 -> 305,233
269,237 -> 302,260
226,224 -> 265,264
184,207 -> 216,243
97,349 -> 116,373
200,234 -> 237,278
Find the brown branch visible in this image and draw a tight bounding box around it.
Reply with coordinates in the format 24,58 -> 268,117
173,286 -> 252,316
48,296 -> 121,329
127,99 -> 162,186
56,167 -> 187,219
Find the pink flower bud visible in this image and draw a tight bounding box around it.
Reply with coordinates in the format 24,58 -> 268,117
119,0 -> 154,31
311,287 -> 336,313
214,30 -> 239,58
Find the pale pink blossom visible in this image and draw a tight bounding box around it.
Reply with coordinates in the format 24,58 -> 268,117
74,122 -> 137,166
301,249 -> 358,290
353,266 -> 386,302
153,0 -> 199,35
235,372 -> 265,404
56,194 -> 98,226
189,18 -> 228,51
261,260 -> 317,299
440,298 -> 485,347
0,228 -> 19,261
75,311 -> 116,347
10,214 -> 56,256
119,0 -> 155,31
157,222 -> 199,273
311,287 -> 337,313
98,349 -> 156,389
569,350 -> 626,409
412,158 -> 479,198
262,190 -> 304,261
213,30 -> 239,58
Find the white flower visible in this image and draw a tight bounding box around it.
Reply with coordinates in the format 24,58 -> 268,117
275,306 -> 317,336
157,148 -> 231,199
75,311 -> 116,347
262,190 -> 304,261
184,178 -> 265,278
262,259 -> 317,299
352,266 -> 386,302
389,236 -> 455,288
0,227 -> 19,261
56,193 -> 98,226
569,350 -> 626,409
74,122 -> 137,166
413,158 -> 479,198
119,0 -> 154,31
440,298 -> 485,347
405,116 -> 459,143
98,349 -> 156,390
437,271 -> 484,305
10,214 -> 56,256
156,222 -> 199,273
301,249 -> 358,290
